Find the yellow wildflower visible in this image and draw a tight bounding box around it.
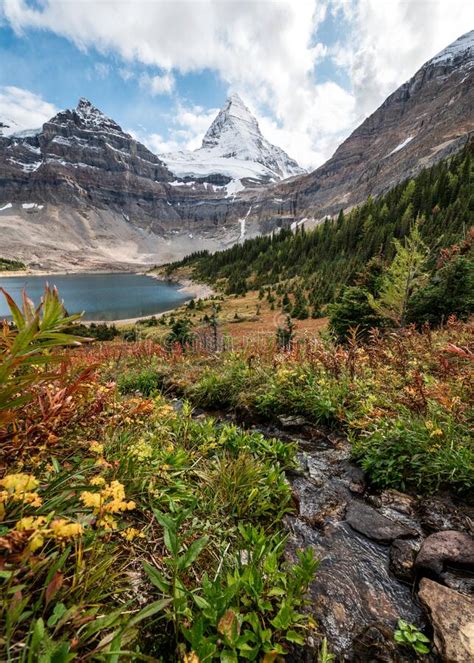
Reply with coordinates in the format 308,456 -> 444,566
0,473 -> 42,509
0,473 -> 38,492
80,491 -> 102,509
16,516 -> 48,531
16,515 -> 83,552
29,534 -> 45,552
183,653 -> 200,663
120,527 -> 145,542
128,439 -> 154,461
156,404 -> 176,419
89,441 -> 104,455
50,519 -> 83,539
80,480 -> 135,529
90,476 -> 106,486
97,514 -> 118,530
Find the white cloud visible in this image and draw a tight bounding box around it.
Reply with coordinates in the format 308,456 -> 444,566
139,72 -> 175,96
334,0 -> 474,120
0,85 -> 58,133
3,0 -> 473,167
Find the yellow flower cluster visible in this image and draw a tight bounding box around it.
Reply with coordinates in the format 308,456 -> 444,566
0,473 -> 42,519
89,441 -> 104,455
128,439 -> 154,461
16,515 -> 83,552
120,527 -> 145,542
80,480 -> 135,530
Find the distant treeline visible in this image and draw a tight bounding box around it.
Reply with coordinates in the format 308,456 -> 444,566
166,142 -> 473,303
0,257 -> 26,271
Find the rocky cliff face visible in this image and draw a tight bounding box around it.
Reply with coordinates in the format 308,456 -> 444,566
0,98 -> 182,235
250,30 -> 474,225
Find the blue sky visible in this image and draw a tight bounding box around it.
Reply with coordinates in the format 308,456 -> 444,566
0,23 -> 227,138
0,1 -> 472,168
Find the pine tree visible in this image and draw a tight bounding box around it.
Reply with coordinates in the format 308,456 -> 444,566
368,224 -> 428,326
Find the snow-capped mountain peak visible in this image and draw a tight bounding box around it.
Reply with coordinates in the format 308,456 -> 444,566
201,93 -> 259,152
162,93 -> 305,184
429,30 -> 474,67
70,98 -> 125,136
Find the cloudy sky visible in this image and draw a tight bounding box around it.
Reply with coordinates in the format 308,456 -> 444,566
0,0 -> 473,169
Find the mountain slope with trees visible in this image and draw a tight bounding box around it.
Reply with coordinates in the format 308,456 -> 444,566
166,143 -> 473,325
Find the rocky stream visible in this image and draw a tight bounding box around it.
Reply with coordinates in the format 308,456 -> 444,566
192,405 -> 474,662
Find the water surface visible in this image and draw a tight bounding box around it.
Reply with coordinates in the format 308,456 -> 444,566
0,272 -> 190,321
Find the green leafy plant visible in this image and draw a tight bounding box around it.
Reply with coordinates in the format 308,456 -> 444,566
318,637 -> 335,662
143,506 -> 209,647
144,512 -> 318,661
0,286 -> 87,424
394,619 -> 430,655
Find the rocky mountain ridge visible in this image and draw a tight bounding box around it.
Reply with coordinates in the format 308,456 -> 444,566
249,29 -> 474,226
0,31 -> 473,269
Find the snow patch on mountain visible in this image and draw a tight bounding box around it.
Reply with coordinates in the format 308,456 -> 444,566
162,93 -> 305,184
387,135 -> 415,157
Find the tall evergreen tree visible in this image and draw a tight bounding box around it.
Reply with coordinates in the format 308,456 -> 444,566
368,224 -> 428,326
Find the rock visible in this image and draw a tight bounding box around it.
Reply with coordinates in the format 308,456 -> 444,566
419,578 -> 474,662
171,399 -> 184,412
285,517 -> 424,660
389,539 -> 421,583
290,475 -> 347,527
441,570 -> 474,595
417,497 -> 474,535
349,481 -> 366,495
341,461 -> 367,494
277,414 -> 308,430
346,501 -> 418,544
277,32 -> 474,224
379,489 -> 416,516
415,530 -> 474,578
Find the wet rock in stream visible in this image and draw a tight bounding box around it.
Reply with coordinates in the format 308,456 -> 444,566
416,497 -> 474,535
415,530 -> 474,579
389,539 -> 421,583
286,517 -> 424,659
346,501 -> 419,544
418,578 -> 474,662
